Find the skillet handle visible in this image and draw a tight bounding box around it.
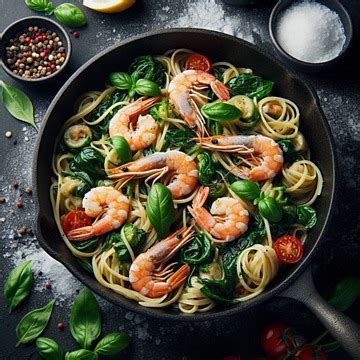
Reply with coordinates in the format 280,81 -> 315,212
281,267 -> 360,359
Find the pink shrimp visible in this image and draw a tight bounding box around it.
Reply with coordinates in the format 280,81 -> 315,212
188,186 -> 249,242
129,227 -> 194,298
168,70 -> 230,136
194,135 -> 284,181
108,150 -> 198,199
67,186 -> 130,241
109,97 -> 160,151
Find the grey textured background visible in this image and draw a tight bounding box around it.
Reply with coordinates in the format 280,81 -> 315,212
0,0 -> 359,359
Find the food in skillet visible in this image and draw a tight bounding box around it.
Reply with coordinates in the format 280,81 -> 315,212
51,50 -> 323,313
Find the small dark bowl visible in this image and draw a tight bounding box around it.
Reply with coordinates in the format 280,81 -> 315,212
0,16 -> 71,84
269,0 -> 353,72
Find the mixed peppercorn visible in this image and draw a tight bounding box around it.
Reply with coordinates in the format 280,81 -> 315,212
5,26 -> 66,79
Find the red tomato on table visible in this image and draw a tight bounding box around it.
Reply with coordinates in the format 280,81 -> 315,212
62,210 -> 92,235
185,53 -> 212,72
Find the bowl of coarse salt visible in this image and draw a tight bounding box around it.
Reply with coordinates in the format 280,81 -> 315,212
269,0 -> 353,72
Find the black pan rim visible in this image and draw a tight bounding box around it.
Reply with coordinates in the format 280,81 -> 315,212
32,28 -> 337,321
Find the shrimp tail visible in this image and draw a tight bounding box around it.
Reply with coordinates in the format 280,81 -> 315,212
67,226 -> 95,241
211,80 -> 230,101
167,264 -> 191,289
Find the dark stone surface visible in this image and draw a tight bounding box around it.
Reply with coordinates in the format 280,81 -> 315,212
0,1 -> 359,359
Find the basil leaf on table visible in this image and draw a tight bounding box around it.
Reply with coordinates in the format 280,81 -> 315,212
201,102 -> 241,122
70,288 -> 101,349
110,72 -> 133,91
0,80 -> 36,129
134,79 -> 161,97
54,3 -> 87,27
36,337 -> 63,360
94,332 -> 131,355
146,183 -> 174,238
65,349 -> 98,360
25,0 -> 54,14
328,277 -> 360,311
4,260 -> 33,313
16,299 -> 55,347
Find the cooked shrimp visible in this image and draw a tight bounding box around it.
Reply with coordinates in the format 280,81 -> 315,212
168,70 -> 230,136
188,186 -> 249,242
195,135 -> 284,181
129,227 -> 194,298
109,97 -> 160,151
67,186 -> 130,241
109,150 -> 198,199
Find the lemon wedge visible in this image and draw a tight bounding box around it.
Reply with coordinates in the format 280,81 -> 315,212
83,0 -> 136,13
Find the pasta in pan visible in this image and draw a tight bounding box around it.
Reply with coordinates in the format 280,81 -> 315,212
51,49 -> 323,313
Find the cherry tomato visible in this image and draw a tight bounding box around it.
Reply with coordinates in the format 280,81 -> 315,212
261,323 -> 295,358
185,53 -> 212,72
62,210 -> 92,235
292,345 -> 327,360
273,235 -> 303,264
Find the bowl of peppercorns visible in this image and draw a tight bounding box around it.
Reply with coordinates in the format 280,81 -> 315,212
0,16 -> 71,83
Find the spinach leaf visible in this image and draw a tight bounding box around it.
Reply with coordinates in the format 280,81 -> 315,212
74,238 -> 99,251
277,140 -> 300,163
328,277 -> 360,311
129,55 -> 166,87
94,332 -> 131,355
4,260 -> 32,313
164,127 -> 196,149
103,224 -> 147,261
197,151 -> 217,185
65,171 -> 94,197
70,288 -> 101,350
227,73 -> 273,100
70,148 -> 106,179
146,183 -> 174,238
54,3 -> 87,27
65,349 -> 98,360
16,299 -> 55,347
25,0 -> 54,14
283,205 -> 317,230
200,217 -> 265,302
0,80 -> 36,129
76,258 -> 94,274
181,232 -> 212,265
36,337 -> 63,360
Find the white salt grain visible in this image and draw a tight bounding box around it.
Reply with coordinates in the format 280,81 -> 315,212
276,0 -> 346,63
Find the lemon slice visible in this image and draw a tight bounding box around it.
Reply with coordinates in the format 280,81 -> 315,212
83,0 -> 136,13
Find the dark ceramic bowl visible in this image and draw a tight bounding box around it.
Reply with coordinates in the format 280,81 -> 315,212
33,28 -> 360,357
0,16 -> 71,84
269,0 -> 353,72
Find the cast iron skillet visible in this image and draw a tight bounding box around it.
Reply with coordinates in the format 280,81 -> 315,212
32,29 -> 360,358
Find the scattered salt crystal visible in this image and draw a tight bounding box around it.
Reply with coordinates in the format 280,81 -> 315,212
275,0 -> 346,63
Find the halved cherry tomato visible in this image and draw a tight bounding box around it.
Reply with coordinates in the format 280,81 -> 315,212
185,53 -> 212,72
292,345 -> 327,360
273,235 -> 303,264
261,323 -> 296,358
62,210 -> 92,235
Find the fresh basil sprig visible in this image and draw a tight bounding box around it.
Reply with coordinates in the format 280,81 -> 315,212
201,102 -> 241,122
0,80 -> 36,129
146,183 -> 174,238
110,135 -> 132,165
94,332 -> 131,355
328,277 -> 360,311
54,3 -> 87,27
16,299 -> 55,347
36,337 -> 63,360
24,0 -> 54,14
4,260 -> 33,313
70,288 -> 101,350
110,72 -> 161,98
65,349 -> 98,360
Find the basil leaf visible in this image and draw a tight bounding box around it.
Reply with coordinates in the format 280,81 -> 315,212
16,299 -> 55,347
4,260 -> 33,313
146,183 -> 174,238
95,332 -> 131,355
110,136 -> 132,165
258,196 -> 283,223
74,238 -> 99,251
110,72 -> 133,91
70,288 -> 101,349
134,79 -> 161,97
65,349 -> 98,360
328,277 -> 360,311
201,102 -> 241,122
25,0 -> 54,13
36,337 -> 63,360
54,3 -> 87,27
0,80 -> 36,129
230,180 -> 260,201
